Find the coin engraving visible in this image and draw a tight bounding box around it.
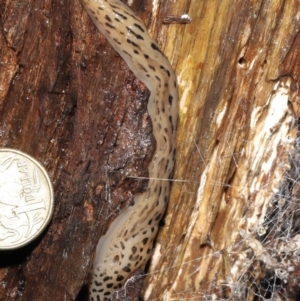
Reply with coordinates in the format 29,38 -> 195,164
0,149 -> 54,250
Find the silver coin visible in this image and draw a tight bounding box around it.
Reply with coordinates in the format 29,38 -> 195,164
0,148 -> 54,250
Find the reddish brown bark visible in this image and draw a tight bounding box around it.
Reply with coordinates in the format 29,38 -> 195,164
0,0 -> 154,300
2,0 -> 300,301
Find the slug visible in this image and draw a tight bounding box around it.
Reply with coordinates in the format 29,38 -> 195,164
81,0 -> 178,300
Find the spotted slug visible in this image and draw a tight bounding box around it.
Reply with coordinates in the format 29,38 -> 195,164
81,0 -> 178,300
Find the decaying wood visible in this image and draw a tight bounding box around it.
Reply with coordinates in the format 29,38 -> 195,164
1,0 -> 300,301
0,0 -> 153,300
143,0 -> 300,300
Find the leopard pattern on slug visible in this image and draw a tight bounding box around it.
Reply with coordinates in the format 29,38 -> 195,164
80,0 -> 179,300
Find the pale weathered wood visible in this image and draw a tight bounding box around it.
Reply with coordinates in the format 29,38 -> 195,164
1,0 -> 300,300
143,0 -> 300,300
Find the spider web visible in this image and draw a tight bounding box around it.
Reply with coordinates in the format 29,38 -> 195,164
136,78 -> 300,301
77,77 -> 300,301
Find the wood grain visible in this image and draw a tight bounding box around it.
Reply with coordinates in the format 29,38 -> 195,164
143,0 -> 300,300
0,0 -> 152,300
1,0 -> 300,300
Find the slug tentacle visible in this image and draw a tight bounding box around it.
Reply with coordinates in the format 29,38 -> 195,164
81,1 -> 178,300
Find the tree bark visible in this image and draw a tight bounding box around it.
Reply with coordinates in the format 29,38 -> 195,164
143,0 -> 300,300
0,0 -> 153,300
1,0 -> 300,301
